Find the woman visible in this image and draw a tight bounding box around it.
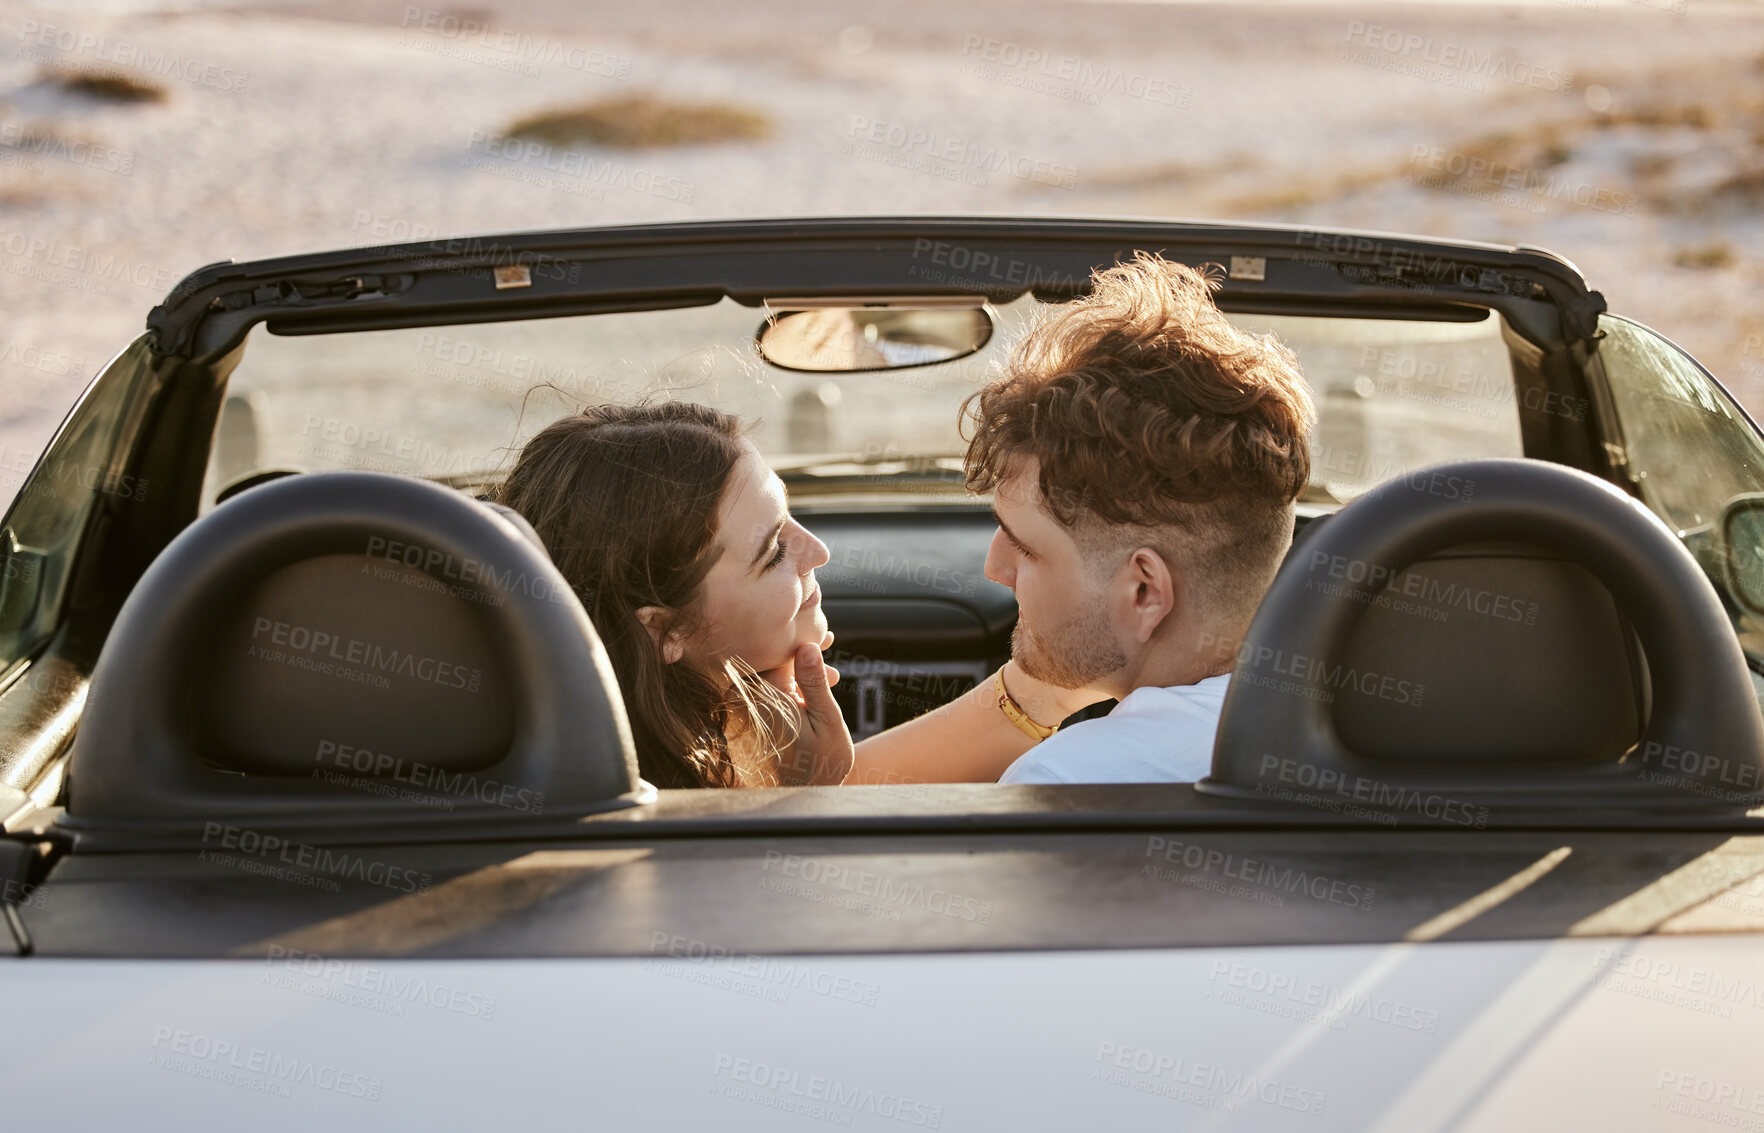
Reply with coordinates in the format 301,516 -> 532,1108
497,401 -> 1093,789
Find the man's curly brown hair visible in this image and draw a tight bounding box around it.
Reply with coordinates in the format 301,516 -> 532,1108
963,252 -> 1315,622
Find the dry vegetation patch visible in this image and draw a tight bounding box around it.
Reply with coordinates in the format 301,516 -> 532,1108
36,66 -> 165,104
506,94 -> 771,148
1673,242 -> 1736,269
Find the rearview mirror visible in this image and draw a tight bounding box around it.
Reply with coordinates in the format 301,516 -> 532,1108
758,305 -> 992,373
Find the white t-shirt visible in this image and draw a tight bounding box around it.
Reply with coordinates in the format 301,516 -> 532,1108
997,675 -> 1231,784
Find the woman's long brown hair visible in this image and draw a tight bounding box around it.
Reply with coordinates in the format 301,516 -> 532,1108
496,401 -> 792,788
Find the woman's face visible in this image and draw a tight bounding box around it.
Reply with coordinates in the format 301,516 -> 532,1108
684,443 -> 830,674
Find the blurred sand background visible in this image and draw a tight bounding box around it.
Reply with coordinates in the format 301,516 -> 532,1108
5,0 -> 1764,511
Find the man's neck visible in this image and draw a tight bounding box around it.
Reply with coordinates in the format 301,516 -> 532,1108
1108,621 -> 1242,698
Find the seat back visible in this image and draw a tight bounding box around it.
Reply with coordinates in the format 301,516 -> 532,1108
61,473 -> 643,837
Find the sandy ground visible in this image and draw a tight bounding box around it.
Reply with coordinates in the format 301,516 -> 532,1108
4,0 -> 1764,511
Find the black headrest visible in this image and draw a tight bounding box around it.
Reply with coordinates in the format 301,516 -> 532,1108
1281,515 -> 1644,758
61,472 -> 644,835
1209,460 -> 1764,805
197,551 -> 518,775
1318,545 -> 1644,760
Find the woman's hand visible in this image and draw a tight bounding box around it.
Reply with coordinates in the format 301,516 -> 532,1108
763,633 -> 854,786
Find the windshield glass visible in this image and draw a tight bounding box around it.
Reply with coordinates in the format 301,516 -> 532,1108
1596,314 -> 1764,664
1597,315 -> 1764,533
204,298 -> 1522,507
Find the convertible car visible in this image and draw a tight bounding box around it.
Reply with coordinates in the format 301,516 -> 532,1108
3,217 -> 1764,1129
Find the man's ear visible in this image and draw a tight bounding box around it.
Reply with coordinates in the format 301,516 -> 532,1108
1122,546 -> 1180,643
634,606 -> 686,664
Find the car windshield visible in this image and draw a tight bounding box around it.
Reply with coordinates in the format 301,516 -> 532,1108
204,297 -> 1522,507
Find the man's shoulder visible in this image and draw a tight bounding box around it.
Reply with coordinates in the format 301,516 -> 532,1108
998,715 -> 1124,784
998,675 -> 1228,784
1111,673 -> 1232,717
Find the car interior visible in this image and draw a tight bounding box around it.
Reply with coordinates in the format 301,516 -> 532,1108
180,289 -> 1542,745
4,221 -> 1764,958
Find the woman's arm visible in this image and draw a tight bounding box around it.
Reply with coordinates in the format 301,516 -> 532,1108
767,644 -> 1107,787
846,660 -> 1103,785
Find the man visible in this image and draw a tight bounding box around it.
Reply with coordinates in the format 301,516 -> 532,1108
810,251 -> 1314,786
972,250 -> 1314,783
